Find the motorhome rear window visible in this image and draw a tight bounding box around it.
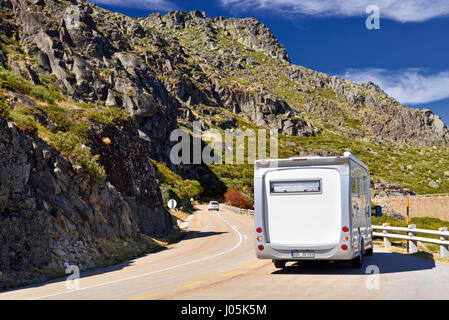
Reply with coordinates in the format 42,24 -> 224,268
270,180 -> 321,194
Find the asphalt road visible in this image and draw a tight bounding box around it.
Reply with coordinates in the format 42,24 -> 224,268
1,205 -> 449,300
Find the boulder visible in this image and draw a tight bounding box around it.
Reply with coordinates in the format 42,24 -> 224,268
428,180 -> 440,189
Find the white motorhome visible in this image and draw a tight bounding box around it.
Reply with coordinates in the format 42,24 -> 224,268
254,152 -> 374,268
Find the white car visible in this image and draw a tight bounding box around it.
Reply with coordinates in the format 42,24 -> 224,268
208,201 -> 219,211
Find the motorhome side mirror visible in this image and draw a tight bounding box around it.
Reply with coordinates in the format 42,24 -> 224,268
375,205 -> 382,217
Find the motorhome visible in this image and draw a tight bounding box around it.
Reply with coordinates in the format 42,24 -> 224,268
253,152 -> 374,268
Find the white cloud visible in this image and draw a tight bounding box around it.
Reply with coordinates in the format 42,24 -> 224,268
221,0 -> 449,22
92,0 -> 177,11
341,68 -> 449,105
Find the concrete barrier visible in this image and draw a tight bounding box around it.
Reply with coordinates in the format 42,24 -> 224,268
374,195 -> 449,221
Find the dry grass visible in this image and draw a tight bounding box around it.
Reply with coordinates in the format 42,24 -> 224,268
169,209 -> 190,222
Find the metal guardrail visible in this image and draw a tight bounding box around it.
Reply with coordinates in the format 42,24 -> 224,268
221,204 -> 254,216
373,224 -> 449,258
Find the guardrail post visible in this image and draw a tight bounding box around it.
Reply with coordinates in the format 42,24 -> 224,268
382,223 -> 391,247
439,227 -> 449,258
408,224 -> 418,254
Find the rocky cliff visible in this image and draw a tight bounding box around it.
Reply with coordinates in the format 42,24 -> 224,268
0,114 -> 172,287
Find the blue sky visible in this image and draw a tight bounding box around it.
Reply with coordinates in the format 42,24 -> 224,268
92,0 -> 449,124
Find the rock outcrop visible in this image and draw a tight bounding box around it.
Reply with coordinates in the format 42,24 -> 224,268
0,115 -> 171,287
371,178 -> 416,198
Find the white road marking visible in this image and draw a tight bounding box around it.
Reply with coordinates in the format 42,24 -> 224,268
28,211 -> 243,300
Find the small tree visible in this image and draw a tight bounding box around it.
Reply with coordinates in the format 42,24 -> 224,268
224,188 -> 253,209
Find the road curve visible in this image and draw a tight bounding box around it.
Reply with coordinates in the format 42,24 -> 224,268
1,205 -> 449,300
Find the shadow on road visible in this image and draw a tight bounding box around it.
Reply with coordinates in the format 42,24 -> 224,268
0,229 -> 228,295
183,230 -> 228,241
271,252 -> 436,275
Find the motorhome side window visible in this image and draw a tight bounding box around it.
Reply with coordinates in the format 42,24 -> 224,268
270,180 -> 321,194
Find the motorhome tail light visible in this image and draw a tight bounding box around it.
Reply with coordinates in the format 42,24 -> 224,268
293,158 -> 307,161
256,227 -> 262,233
258,245 -> 264,251
342,226 -> 349,232
341,244 -> 348,251
343,236 -> 349,241
257,236 -> 263,242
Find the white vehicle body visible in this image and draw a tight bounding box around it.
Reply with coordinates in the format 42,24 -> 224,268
208,201 -> 219,211
254,153 -> 373,266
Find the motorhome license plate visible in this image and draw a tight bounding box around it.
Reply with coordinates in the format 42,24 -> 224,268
292,250 -> 315,258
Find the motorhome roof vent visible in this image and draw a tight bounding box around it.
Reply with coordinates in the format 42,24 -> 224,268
343,152 -> 352,157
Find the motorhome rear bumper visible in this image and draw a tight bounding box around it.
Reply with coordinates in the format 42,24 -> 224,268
255,242 -> 355,260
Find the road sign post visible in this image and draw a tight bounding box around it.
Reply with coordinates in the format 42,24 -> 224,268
167,199 -> 177,211
406,197 -> 410,253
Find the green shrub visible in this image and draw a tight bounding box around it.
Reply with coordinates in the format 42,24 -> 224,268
152,160 -> 180,185
0,68 -> 58,103
74,145 -> 106,181
0,97 -> 11,118
70,122 -> 91,140
87,108 -> 130,126
78,102 -> 95,109
30,86 -> 55,104
52,131 -> 81,153
8,110 -> 34,122
0,69 -> 32,93
15,118 -> 38,135
173,179 -> 203,202
103,107 -> 130,124
51,131 -> 106,181
151,160 -> 203,205
38,105 -> 72,131
87,110 -> 113,126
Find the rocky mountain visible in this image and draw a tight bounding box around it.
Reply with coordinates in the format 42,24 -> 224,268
1,0 -> 449,287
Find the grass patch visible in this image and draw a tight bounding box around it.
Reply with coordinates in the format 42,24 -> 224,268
169,209 -> 190,222
51,131 -> 106,182
15,118 -> 37,135
86,107 -> 130,126
0,67 -> 61,103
